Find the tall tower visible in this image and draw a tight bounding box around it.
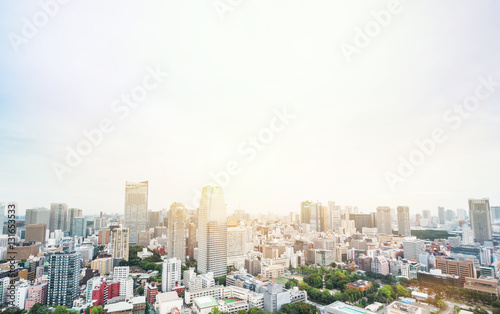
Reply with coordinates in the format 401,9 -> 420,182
49,203 -> 68,233
188,223 -> 197,260
376,206 -> 392,235
300,201 -> 312,225
162,257 -> 181,292
112,228 -> 130,261
397,206 -> 411,236
47,251 -> 80,307
124,181 -> 148,244
68,208 -> 82,236
167,203 -> 187,262
469,198 -> 492,243
438,206 -> 445,224
197,186 -> 227,277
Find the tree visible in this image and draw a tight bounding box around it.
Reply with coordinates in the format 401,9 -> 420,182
437,300 -> 446,309
210,307 -> 223,314
28,303 -> 51,314
3,307 -> 24,314
54,306 -> 70,314
90,306 -> 105,314
215,276 -> 226,286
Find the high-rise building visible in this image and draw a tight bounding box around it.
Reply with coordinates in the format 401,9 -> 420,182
321,205 -> 329,232
462,225 -> 474,245
457,208 -> 466,221
188,223 -> 197,260
25,223 -> 47,244
167,203 -> 187,262
438,207 -> 445,225
25,207 -> 51,226
300,201 -> 312,225
73,217 -> 86,237
68,208 -> 82,235
397,206 -> 411,236
376,206 -> 392,235
148,210 -> 161,229
446,209 -> 456,222
328,201 -> 341,231
162,257 -> 181,292
435,257 -> 476,284
49,203 -> 68,233
491,206 -> 500,224
47,251 -> 80,307
469,198 -> 492,243
0,203 -> 4,235
93,217 -> 105,231
113,266 -> 133,299
124,181 -> 148,244
98,228 -> 111,245
422,210 -> 431,220
112,228 -> 130,261
227,226 -> 246,267
197,186 -> 227,277
350,213 -> 376,232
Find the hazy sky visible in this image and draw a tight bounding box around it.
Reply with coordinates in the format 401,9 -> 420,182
1,1 -> 499,216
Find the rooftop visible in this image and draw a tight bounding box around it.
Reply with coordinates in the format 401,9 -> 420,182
194,295 -> 218,308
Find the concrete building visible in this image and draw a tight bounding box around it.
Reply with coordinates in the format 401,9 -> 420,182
124,181 -> 148,244
112,228 -> 130,261
469,198 -> 492,243
403,239 -> 425,260
25,223 -> 47,244
49,203 -> 68,233
25,207 -> 50,226
197,186 -> 227,277
156,291 -> 183,314
397,206 -> 411,237
47,251 -> 80,307
162,257 -> 182,292
435,257 -> 476,285
325,301 -> 376,314
376,206 -> 392,235
68,208 -> 82,236
167,203 -> 187,262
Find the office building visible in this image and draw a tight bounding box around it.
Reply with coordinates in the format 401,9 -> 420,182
148,210 -> 161,229
403,239 -> 424,260
376,206 -> 392,235
112,228 -> 130,261
47,251 -> 80,307
350,213 -> 376,232
434,257 -> 476,285
73,217 -> 86,237
167,203 -> 187,262
469,198 -> 492,243
197,186 -> 227,277
438,207 -> 445,224
162,257 -> 182,292
124,181 -> 148,244
68,208 -> 82,236
25,223 -> 47,244
49,203 -> 68,233
227,226 -> 246,267
98,228 -> 111,245
188,223 -> 197,260
25,207 -> 50,226
397,206 -> 411,236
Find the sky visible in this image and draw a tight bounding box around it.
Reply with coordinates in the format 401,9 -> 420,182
1,1 -> 499,216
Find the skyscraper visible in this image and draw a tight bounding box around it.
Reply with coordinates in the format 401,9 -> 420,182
456,208 -> 466,221
167,203 -> 187,262
0,203 -> 4,235
438,206 -> 445,225
73,217 -> 86,237
49,203 -> 68,233
112,228 -> 130,261
47,251 -> 80,307
397,206 -> 411,237
161,257 -> 181,292
422,210 -> 431,220
328,201 -> 341,231
197,186 -> 227,277
491,206 -> 500,223
188,223 -> 197,260
124,181 -> 148,244
469,198 -> 492,243
300,201 -> 311,225
68,208 -> 82,236
148,210 -> 161,229
376,206 -> 392,235
26,207 -> 51,226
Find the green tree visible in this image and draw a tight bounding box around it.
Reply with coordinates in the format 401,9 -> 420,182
3,307 -> 24,314
90,306 -> 105,314
54,306 -> 70,314
210,307 -> 223,314
28,303 -> 51,314
437,300 -> 446,309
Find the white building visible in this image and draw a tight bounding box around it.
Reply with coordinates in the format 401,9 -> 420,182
162,257 -> 182,292
113,266 -> 133,299
124,181 -> 148,244
197,186 -> 228,277
184,269 -> 215,291
167,203 -> 187,262
156,291 -> 183,314
227,226 -> 246,268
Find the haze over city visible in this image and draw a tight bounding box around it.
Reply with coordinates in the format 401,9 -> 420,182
1,1 -> 500,215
